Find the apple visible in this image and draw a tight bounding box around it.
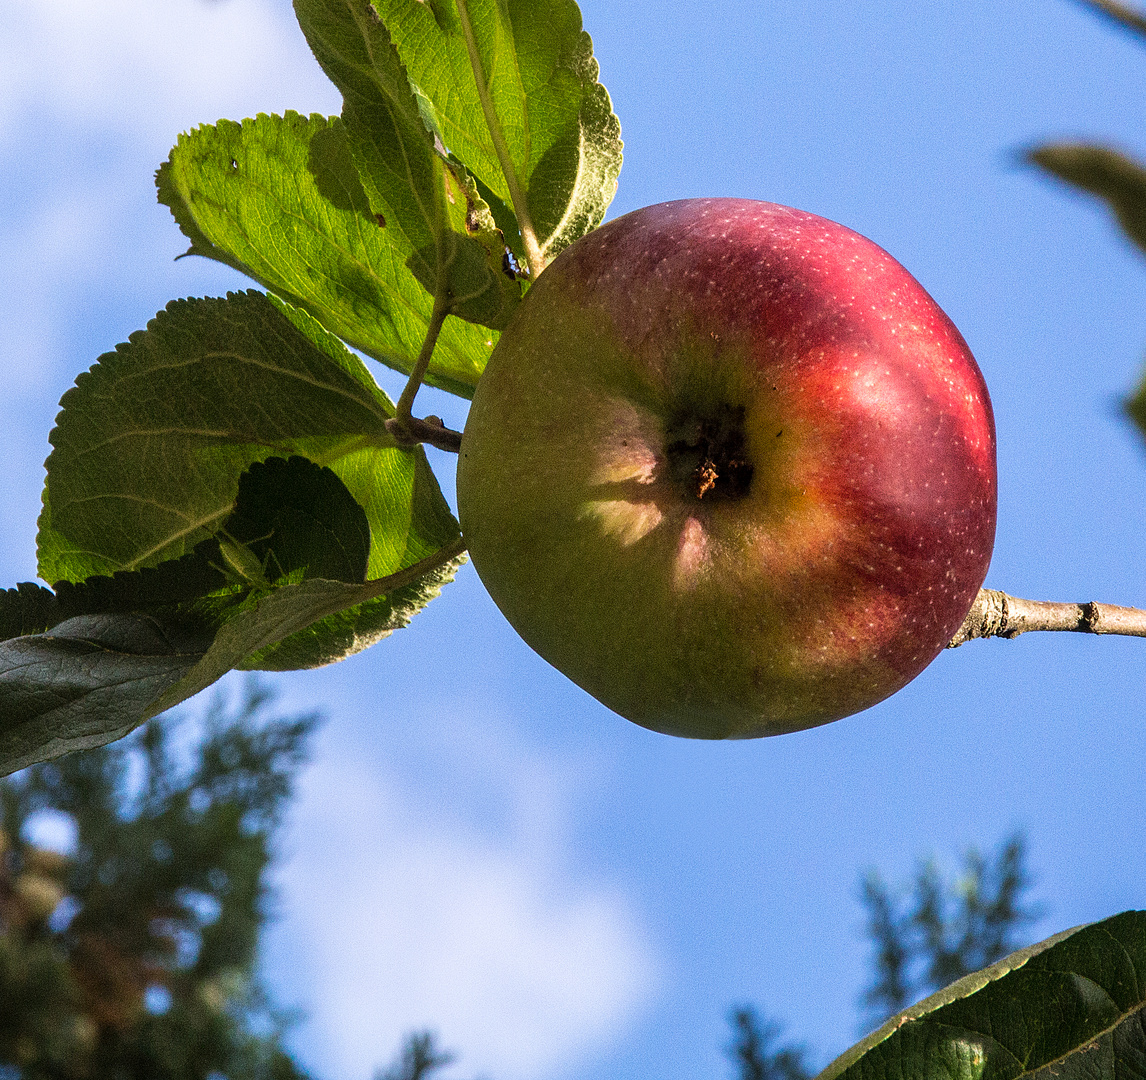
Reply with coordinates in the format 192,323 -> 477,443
456,199 -> 996,739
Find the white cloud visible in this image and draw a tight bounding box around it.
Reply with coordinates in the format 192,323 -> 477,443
0,0 -> 340,141
265,716 -> 660,1080
0,0 -> 339,396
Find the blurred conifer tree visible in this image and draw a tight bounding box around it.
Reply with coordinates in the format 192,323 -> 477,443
0,678 -> 318,1079
858,832 -> 1040,1027
374,1031 -> 458,1080
726,831 -> 1040,1080
0,680 -> 1040,1080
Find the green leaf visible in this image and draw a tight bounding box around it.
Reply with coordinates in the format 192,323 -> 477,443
39,290 -> 459,586
35,456 -> 377,649
817,910 -> 1146,1080
369,0 -> 623,274
158,112 -> 502,396
0,477 -> 462,775
1027,143 -> 1146,258
1125,371 -> 1146,444
0,613 -> 213,777
240,455 -> 462,671
46,455 -> 374,611
51,546 -> 232,620
40,450 -> 458,676
1027,144 -> 1146,450
291,0 -> 524,333
151,543 -> 464,709
41,457 -> 368,626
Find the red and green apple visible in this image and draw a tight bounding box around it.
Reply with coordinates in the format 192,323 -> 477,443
456,199 -> 997,739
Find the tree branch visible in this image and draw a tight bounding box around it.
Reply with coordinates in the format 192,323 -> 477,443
385,414 -> 462,453
947,588 -> 1146,647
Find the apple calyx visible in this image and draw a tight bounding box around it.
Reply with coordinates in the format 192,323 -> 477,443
666,404 -> 754,501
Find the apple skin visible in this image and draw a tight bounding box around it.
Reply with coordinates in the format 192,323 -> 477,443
456,199 -> 996,739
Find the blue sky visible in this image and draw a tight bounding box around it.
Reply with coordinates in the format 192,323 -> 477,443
2,1 -> 1145,1078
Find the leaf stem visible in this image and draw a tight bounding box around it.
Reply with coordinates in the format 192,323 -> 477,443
364,535 -> 468,594
454,0 -> 547,280
385,292 -> 462,452
396,291 -> 450,424
947,588 -> 1146,647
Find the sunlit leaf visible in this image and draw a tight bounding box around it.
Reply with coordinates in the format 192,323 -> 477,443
293,0 -> 524,335
39,291 -> 459,586
370,0 -> 623,273
158,113 -> 501,396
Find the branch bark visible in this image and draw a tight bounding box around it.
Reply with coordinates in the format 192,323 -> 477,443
384,414 -> 462,453
947,588 -> 1146,647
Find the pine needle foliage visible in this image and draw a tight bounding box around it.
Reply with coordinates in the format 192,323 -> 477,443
726,832 -> 1040,1079
726,1008 -> 812,1080
858,831 -> 1040,1026
374,1031 -> 458,1080
0,679 -> 319,1080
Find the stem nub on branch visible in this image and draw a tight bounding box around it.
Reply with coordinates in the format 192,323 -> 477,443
386,414 -> 462,453
947,588 -> 1146,647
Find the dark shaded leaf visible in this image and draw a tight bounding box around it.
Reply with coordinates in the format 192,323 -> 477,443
51,546 -> 230,619
0,584 -> 61,642
818,910 -> 1146,1080
0,614 -> 212,776
223,455 -> 370,586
